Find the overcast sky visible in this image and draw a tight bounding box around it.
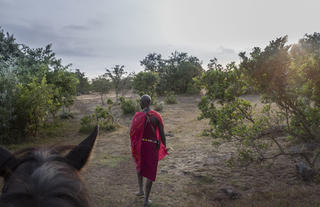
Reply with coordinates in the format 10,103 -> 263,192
1,0 -> 319,78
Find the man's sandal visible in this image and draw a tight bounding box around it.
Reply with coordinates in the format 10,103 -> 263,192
144,199 -> 152,206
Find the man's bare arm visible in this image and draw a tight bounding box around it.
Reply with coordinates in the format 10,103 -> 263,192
158,123 -> 166,147
151,116 -> 166,148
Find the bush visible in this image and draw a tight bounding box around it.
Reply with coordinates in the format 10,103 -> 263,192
153,101 -> 164,112
165,93 -> 177,104
79,105 -> 118,133
107,98 -> 113,105
59,111 -> 74,119
119,96 -> 125,104
79,115 -> 95,133
121,98 -> 139,114
186,82 -> 200,95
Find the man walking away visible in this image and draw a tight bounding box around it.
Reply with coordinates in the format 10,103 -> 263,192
130,95 -> 168,206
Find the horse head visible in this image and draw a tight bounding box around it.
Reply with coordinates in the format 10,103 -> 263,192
0,126 -> 98,207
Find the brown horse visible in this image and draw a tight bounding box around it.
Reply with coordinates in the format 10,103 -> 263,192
0,126 -> 98,207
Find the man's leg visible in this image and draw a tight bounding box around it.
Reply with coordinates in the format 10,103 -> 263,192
136,171 -> 144,196
144,179 -> 153,206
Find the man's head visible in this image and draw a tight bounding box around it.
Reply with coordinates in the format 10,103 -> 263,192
140,94 -> 151,109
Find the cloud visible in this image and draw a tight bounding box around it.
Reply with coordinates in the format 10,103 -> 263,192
2,20 -> 104,58
3,23 -> 62,46
192,46 -> 240,68
55,46 -> 98,57
213,47 -> 239,60
1,0 -> 319,78
62,25 -> 88,31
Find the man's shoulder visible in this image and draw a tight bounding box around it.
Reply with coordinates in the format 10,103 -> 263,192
133,111 -> 145,117
131,111 -> 145,122
149,110 -> 162,118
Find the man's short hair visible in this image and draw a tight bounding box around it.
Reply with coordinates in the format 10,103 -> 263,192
140,94 -> 151,106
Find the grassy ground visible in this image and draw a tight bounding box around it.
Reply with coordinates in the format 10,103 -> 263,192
2,94 -> 320,207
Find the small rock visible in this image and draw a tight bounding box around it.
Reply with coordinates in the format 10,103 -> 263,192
219,188 -> 241,200
296,162 -> 315,181
161,169 -> 168,174
183,170 -> 191,175
169,165 -> 176,169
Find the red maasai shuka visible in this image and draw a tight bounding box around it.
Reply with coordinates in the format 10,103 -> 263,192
130,110 -> 168,181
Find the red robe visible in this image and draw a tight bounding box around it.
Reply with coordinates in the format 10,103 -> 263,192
130,110 -> 168,181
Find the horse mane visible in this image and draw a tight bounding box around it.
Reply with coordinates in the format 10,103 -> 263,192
0,145 -> 92,207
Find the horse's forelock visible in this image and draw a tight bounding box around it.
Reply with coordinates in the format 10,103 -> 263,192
2,147 -> 91,207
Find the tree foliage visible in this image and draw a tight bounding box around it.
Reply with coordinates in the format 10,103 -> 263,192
198,33 -> 320,174
133,71 -> 159,100
80,104 -> 118,133
91,76 -> 112,105
74,69 -> 91,95
104,65 -> 127,101
140,53 -> 165,73
140,51 -> 203,95
0,28 -> 78,143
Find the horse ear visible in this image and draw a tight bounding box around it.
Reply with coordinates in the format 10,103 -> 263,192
65,126 -> 99,171
0,146 -> 15,177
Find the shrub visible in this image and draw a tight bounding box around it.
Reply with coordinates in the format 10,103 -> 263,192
79,105 -> 118,133
186,82 -> 200,95
165,93 -> 177,104
59,111 -> 74,119
106,98 -> 113,105
79,115 -> 95,133
121,98 -> 139,114
153,101 -> 164,112
118,96 -> 125,103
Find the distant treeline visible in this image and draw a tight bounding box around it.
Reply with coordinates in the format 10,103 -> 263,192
0,27 -> 205,144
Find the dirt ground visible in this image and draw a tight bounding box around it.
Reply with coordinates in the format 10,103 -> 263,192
3,94 -> 320,207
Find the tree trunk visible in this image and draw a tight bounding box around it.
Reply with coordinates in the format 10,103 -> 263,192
100,94 -> 105,105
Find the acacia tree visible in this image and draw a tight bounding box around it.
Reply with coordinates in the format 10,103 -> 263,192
91,76 -> 112,105
104,65 -> 127,101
